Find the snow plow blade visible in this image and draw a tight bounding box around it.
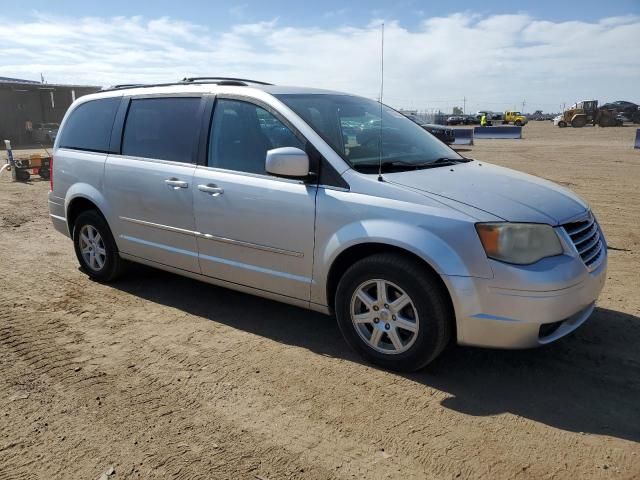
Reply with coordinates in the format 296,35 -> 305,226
452,129 -> 474,145
635,129 -> 640,149
473,126 -> 522,139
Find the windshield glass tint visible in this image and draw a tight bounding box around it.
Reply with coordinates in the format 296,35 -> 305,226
276,94 -> 461,170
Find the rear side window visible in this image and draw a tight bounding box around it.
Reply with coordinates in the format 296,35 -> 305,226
58,98 -> 120,152
122,97 -> 201,163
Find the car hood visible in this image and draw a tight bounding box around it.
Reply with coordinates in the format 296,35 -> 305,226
384,161 -> 587,225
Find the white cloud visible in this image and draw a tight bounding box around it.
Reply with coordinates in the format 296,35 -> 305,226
0,13 -> 638,112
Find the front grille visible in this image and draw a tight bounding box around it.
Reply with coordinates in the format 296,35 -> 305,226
562,213 -> 604,269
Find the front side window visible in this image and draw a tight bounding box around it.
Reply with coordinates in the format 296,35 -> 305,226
122,97 -> 201,163
208,99 -> 304,174
58,97 -> 120,152
276,94 -> 462,173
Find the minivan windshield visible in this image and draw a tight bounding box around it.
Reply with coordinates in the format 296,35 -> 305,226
276,94 -> 464,172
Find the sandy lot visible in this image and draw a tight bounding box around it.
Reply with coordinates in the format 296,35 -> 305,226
1,122 -> 639,479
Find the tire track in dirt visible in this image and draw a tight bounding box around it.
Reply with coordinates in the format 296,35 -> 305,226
1,259 -> 638,479
0,263 -> 443,478
0,275 -> 345,479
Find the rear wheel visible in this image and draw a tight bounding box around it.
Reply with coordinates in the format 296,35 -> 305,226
73,210 -> 124,282
514,120 -> 522,126
335,253 -> 452,371
38,166 -> 49,179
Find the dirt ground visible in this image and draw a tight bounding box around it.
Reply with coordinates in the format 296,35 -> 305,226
1,122 -> 639,479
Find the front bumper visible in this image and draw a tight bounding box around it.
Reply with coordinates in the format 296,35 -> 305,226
442,253 -> 607,349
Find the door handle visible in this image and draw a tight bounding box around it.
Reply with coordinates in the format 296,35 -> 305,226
165,178 -> 189,189
198,184 -> 224,196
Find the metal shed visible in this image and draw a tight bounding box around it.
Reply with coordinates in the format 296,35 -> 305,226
0,77 -> 100,147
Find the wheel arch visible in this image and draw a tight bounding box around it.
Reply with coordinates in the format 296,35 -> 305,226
65,185 -> 112,236
325,242 -> 454,320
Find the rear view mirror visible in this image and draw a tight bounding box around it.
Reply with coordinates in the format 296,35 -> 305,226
265,147 -> 310,178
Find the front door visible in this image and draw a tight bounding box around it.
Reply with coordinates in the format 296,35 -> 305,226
193,97 -> 317,300
104,96 -> 203,272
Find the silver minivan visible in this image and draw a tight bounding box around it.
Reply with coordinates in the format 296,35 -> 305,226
48,78 -> 607,370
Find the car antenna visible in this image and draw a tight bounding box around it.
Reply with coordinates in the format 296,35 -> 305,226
377,22 -> 384,182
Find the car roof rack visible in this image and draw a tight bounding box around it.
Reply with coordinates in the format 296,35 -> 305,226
103,83 -> 147,90
181,77 -> 273,86
101,77 -> 274,92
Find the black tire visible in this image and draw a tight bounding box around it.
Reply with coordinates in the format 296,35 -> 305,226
558,121 -> 567,128
571,116 -> 587,128
335,253 -> 453,371
72,210 -> 125,282
16,169 -> 30,181
38,166 -> 50,180
514,120 -> 522,126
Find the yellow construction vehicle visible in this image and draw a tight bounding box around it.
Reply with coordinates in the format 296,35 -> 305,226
502,111 -> 528,126
555,100 -> 621,128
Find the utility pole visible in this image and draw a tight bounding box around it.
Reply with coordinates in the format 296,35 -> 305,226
521,99 -> 526,113
463,96 -> 466,115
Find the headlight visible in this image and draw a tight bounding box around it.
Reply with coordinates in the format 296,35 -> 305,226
475,223 -> 563,265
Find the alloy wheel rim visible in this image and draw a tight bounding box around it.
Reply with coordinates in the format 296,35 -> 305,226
350,279 -> 419,355
79,225 -> 106,271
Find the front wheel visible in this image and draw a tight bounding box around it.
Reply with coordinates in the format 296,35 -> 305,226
558,121 -> 567,128
73,210 -> 125,282
335,253 -> 453,371
571,116 -> 587,128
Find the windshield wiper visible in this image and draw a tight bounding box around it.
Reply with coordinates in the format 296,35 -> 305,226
385,158 -> 464,169
353,157 -> 469,172
430,157 -> 472,164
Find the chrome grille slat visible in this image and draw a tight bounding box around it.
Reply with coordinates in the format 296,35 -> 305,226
582,241 -> 603,265
572,223 -> 598,245
562,214 -> 604,270
565,216 -> 595,236
578,231 -> 601,254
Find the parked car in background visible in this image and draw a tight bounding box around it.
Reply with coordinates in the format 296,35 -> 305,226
420,124 -> 455,144
32,122 -> 59,144
600,101 -> 640,123
49,79 -> 607,371
446,116 -> 465,125
404,114 -> 455,144
476,111 -> 502,122
462,115 -> 479,125
531,110 -> 555,121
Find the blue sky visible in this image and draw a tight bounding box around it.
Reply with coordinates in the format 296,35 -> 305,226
6,0 -> 639,26
1,1 -> 639,112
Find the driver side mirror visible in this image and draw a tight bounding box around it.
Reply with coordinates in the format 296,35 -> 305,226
265,147 -> 310,178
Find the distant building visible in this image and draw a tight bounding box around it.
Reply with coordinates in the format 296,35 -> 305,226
0,76 -> 100,146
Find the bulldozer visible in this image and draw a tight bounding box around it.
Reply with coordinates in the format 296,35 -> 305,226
556,100 -> 622,128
